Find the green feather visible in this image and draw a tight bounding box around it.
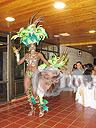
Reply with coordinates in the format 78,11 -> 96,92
28,96 -> 36,105
43,99 -> 48,104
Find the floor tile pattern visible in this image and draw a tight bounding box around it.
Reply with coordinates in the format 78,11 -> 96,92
0,92 -> 96,128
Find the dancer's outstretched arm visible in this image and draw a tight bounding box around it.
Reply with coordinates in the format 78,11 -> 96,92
13,47 -> 28,65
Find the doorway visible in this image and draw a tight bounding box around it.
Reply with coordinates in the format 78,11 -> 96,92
0,34 -> 7,102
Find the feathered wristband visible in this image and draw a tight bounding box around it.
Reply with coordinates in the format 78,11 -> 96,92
12,46 -> 20,62
16,53 -> 20,62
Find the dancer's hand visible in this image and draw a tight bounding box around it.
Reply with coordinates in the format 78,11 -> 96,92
12,46 -> 19,55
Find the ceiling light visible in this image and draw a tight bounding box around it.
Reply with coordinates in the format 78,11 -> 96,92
88,48 -> 92,51
54,35 -> 60,37
54,1 -> 66,9
5,17 -> 15,22
87,45 -> 92,48
89,30 -> 96,33
59,33 -> 70,36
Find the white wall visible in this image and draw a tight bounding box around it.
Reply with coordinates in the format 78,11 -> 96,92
60,45 -> 94,72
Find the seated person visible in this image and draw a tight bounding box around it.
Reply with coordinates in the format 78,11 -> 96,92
75,69 -> 96,109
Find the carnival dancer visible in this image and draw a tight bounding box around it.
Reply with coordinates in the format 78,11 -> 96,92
12,15 -> 51,117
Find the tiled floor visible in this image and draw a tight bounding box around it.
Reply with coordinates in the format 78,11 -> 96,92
0,91 -> 96,128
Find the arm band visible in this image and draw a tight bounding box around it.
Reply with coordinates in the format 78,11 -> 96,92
16,53 -> 20,62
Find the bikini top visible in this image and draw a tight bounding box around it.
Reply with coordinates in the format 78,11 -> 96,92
25,52 -> 39,67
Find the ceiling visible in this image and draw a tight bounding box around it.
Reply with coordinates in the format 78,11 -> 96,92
0,0 -> 96,56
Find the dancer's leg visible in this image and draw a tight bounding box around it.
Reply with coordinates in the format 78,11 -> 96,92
24,75 -> 31,93
24,75 -> 35,116
35,96 -> 44,117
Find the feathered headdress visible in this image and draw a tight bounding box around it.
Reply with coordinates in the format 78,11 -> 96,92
11,12 -> 48,46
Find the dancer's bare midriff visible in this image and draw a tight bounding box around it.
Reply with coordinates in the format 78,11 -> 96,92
26,64 -> 37,72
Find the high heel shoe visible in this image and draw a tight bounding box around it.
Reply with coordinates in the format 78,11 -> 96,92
28,107 -> 36,116
39,110 -> 44,117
